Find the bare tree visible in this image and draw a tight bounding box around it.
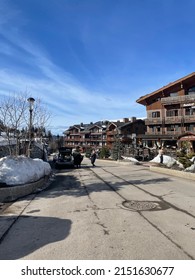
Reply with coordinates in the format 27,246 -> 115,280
32,98 -> 52,139
0,93 -> 28,155
0,92 -> 51,156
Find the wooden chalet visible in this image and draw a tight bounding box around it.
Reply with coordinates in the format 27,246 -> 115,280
136,72 -> 195,151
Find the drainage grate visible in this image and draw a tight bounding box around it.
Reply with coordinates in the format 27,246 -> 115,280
122,200 -> 159,211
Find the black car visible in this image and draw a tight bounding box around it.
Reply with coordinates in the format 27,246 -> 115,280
55,147 -> 74,169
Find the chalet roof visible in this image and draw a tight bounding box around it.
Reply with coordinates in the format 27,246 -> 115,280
136,72 -> 195,105
119,119 -> 144,128
107,121 -> 125,129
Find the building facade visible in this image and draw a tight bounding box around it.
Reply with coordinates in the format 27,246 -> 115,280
64,118 -> 146,151
136,72 -> 195,151
106,118 -> 146,149
64,121 -> 108,151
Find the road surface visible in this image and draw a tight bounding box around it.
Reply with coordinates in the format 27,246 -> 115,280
0,158 -> 195,260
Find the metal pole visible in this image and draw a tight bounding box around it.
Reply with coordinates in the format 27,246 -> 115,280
27,97 -> 35,157
28,107 -> 32,157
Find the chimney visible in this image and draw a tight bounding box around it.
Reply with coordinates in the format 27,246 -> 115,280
131,117 -> 136,122
123,118 -> 129,123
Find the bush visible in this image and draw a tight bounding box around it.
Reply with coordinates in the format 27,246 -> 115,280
99,146 -> 110,159
186,152 -> 195,159
177,156 -> 193,169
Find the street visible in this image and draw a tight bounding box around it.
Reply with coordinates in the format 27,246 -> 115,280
0,158 -> 195,260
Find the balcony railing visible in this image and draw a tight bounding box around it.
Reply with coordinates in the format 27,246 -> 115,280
161,95 -> 195,105
145,132 -> 162,135
145,118 -> 162,125
146,115 -> 195,124
184,115 -> 195,122
165,116 -> 182,124
165,131 -> 182,135
107,131 -> 118,136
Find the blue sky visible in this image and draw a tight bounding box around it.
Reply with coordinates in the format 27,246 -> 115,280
0,0 -> 195,135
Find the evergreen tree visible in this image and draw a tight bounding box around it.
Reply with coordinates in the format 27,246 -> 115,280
111,133 -> 123,160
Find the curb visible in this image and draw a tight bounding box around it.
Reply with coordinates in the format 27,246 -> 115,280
98,159 -> 195,181
150,166 -> 195,181
0,175 -> 50,203
97,159 -> 141,166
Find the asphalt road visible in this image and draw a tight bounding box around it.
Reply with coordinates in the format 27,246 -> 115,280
0,158 -> 195,260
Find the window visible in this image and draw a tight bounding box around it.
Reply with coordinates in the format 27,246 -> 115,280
152,111 -> 160,118
187,86 -> 195,95
157,126 -> 161,132
186,125 -> 194,131
170,92 -> 178,97
167,125 -> 175,131
185,108 -> 195,115
151,126 -> 161,133
175,125 -> 180,131
166,109 -> 178,117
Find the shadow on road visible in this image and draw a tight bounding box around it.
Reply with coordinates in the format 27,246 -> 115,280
0,216 -> 71,260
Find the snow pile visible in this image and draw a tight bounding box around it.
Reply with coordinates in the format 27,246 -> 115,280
0,156 -> 51,186
121,156 -> 139,163
150,155 -> 177,167
150,155 -> 184,169
190,156 -> 195,163
185,164 -> 195,172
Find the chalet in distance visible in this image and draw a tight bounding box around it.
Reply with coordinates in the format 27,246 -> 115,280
136,72 -> 195,151
64,118 -> 146,151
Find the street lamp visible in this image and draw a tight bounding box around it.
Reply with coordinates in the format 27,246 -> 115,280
27,97 -> 35,157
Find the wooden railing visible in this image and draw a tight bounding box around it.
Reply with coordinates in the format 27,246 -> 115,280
161,95 -> 195,104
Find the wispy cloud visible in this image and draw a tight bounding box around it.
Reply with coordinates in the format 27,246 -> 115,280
0,1 -> 144,134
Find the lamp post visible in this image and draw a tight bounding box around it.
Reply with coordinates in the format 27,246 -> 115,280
27,97 -> 35,157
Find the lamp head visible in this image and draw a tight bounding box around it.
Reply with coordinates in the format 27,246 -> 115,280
27,97 -> 35,110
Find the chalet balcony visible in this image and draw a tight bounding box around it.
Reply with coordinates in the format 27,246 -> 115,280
145,118 -> 162,125
165,116 -> 182,124
66,138 -> 81,142
145,132 -> 162,135
165,131 -> 182,135
184,115 -> 195,123
107,131 -> 117,136
161,95 -> 195,105
90,132 -> 102,135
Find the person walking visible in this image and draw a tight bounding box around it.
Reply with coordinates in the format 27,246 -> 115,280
90,150 -> 97,166
158,147 -> 164,164
73,146 -> 83,168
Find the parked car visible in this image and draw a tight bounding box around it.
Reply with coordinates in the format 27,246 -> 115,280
55,147 -> 74,169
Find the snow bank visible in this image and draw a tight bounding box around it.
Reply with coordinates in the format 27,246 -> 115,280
121,156 -> 139,163
150,155 -> 184,169
0,156 -> 51,185
150,155 -> 176,167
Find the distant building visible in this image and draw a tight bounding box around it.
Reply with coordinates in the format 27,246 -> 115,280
64,121 -> 108,151
64,118 -> 146,151
106,118 -> 146,149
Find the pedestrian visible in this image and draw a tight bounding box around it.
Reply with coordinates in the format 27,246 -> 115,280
73,146 -> 83,168
90,150 -> 97,166
158,147 -> 164,164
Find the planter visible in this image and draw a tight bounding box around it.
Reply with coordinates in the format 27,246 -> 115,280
0,176 -> 50,203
